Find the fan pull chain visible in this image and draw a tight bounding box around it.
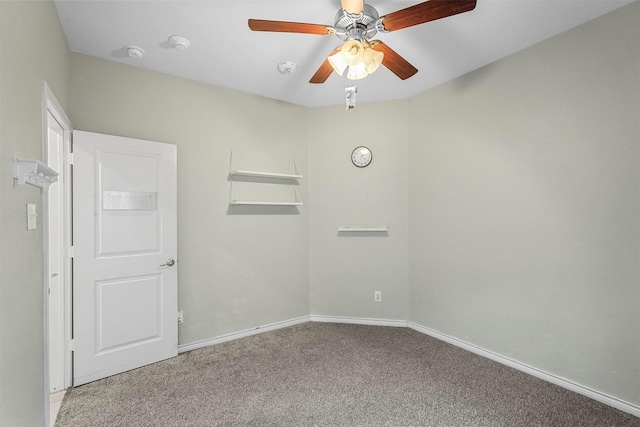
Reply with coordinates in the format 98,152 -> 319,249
345,84 -> 357,110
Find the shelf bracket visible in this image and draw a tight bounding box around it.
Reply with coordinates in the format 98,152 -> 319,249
13,157 -> 59,189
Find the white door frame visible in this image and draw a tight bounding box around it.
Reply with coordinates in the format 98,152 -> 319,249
42,82 -> 73,425
46,109 -> 66,393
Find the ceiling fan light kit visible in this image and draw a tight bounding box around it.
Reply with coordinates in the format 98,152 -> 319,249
248,0 -> 477,85
327,39 -> 384,80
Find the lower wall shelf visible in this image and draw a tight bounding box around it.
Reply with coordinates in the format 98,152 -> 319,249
228,152 -> 303,208
229,200 -> 303,206
338,226 -> 388,232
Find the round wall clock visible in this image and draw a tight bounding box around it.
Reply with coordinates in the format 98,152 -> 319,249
351,146 -> 372,168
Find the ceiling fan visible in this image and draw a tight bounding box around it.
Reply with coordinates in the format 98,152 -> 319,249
248,0 -> 477,83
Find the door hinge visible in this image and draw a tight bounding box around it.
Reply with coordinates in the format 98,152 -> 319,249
66,152 -> 74,165
69,339 -> 75,351
68,246 -> 74,258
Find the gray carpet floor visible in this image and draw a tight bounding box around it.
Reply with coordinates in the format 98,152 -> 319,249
55,322 -> 639,426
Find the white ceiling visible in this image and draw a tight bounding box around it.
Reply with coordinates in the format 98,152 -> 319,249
53,0 -> 633,107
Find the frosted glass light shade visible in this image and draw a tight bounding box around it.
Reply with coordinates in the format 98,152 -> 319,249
342,40 -> 365,66
328,40 -> 384,80
347,62 -> 368,80
363,48 -> 383,74
328,49 -> 348,76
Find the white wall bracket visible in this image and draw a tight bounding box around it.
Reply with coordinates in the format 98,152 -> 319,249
13,157 -> 59,189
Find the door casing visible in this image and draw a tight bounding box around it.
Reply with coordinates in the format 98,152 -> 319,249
43,82 -> 73,426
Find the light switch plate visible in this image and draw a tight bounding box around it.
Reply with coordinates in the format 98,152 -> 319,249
27,203 -> 37,230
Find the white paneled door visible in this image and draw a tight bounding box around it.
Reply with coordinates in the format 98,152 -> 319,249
73,131 -> 178,385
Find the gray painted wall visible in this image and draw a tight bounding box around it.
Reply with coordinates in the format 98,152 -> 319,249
408,2 -> 639,406
71,54 -> 310,345
308,101 -> 410,321
0,1 -> 71,425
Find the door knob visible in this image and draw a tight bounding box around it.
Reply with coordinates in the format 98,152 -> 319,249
160,258 -> 175,267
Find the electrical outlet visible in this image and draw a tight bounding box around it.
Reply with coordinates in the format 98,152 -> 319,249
374,291 -> 382,302
177,310 -> 184,324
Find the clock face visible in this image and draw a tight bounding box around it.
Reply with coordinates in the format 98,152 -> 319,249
351,146 -> 372,168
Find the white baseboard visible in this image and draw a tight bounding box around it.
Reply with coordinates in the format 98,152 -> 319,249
179,315 -> 405,354
408,321 -> 640,418
178,315 -> 639,418
178,315 -> 310,353
310,315 -> 408,328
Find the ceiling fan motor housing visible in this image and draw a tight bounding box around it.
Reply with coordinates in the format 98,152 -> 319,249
334,4 -> 381,41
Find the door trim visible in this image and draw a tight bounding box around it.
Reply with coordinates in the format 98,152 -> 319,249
42,82 -> 73,426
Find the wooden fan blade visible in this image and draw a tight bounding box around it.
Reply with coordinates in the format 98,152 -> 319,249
341,0 -> 364,14
309,47 -> 342,84
248,19 -> 333,36
370,41 -> 418,80
381,0 -> 476,32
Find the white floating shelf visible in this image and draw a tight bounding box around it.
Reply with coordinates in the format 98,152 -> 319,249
229,170 -> 303,180
229,185 -> 303,207
229,200 -> 303,206
338,226 -> 388,232
13,157 -> 58,188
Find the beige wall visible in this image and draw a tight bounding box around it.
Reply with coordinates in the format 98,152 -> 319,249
408,2 -> 639,405
0,1 -> 71,425
308,101 -> 410,321
71,54 -> 310,345
2,1 -> 639,425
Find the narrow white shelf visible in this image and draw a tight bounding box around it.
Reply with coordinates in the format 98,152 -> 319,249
229,184 -> 303,207
229,170 -> 303,180
338,226 -> 388,232
229,200 -> 303,206
13,157 -> 58,189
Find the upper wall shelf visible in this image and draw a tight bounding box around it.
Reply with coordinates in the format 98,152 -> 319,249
228,149 -> 302,181
13,157 -> 59,189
